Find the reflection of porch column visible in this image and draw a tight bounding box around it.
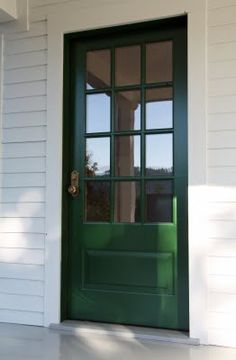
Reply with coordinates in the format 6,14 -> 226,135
115,94 -> 137,222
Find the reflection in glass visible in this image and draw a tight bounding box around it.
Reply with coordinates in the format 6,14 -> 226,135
115,182 -> 140,223
146,87 -> 173,129
115,135 -> 140,176
86,137 -> 110,176
146,134 -> 173,175
115,90 -> 141,131
86,93 -> 110,133
146,180 -> 173,222
115,46 -> 141,86
86,181 -> 110,222
146,41 -> 172,83
86,49 -> 111,90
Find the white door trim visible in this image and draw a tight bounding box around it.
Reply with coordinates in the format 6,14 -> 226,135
45,0 -> 208,344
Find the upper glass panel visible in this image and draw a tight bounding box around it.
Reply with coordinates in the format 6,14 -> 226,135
86,137 -> 110,177
146,41 -> 172,84
146,87 -> 173,130
86,93 -> 110,133
146,134 -> 173,176
115,46 -> 141,86
86,49 -> 111,90
115,90 -> 141,131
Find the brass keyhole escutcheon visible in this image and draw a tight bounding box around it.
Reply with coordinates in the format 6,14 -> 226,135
68,170 -> 79,197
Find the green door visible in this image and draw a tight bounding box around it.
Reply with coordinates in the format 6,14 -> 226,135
63,18 -> 188,330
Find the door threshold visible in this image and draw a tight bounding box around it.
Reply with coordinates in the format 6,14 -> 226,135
50,320 -> 199,346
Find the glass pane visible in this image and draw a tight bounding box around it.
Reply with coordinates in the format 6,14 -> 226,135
115,135 -> 140,176
86,49 -> 111,90
146,134 -> 173,176
85,181 -> 110,222
86,93 -> 110,133
115,182 -> 140,223
146,41 -> 172,83
146,181 -> 173,222
146,87 -> 173,129
115,46 -> 141,86
115,90 -> 141,131
86,137 -> 110,176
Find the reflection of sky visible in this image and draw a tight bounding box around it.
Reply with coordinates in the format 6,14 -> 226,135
146,134 -> 173,170
86,94 -> 172,172
87,137 -> 110,175
87,94 -> 110,133
146,100 -> 172,129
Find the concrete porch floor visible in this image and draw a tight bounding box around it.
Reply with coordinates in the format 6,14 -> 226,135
0,323 -> 235,360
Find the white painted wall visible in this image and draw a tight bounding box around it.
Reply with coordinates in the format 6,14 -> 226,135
207,0 -> 236,348
0,0 -> 235,348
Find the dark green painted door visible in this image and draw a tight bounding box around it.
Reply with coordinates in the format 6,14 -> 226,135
64,18 -> 188,330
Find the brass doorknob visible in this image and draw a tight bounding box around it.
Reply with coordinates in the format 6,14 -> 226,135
68,185 -> 78,197
68,170 -> 79,197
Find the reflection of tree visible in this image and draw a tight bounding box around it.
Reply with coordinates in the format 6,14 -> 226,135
85,153 -> 98,177
146,167 -> 173,176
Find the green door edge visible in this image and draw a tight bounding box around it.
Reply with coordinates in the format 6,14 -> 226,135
61,16 -> 189,330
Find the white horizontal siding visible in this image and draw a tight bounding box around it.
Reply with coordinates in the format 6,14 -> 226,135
0,188 -> 45,203
3,127 -> 46,143
5,36 -> 47,56
0,233 -> 45,249
0,293 -> 43,312
208,24 -> 236,44
0,249 -> 44,265
209,78 -> 236,97
208,202 -> 236,220
5,21 -> 47,41
207,0 -> 236,345
2,173 -> 45,188
0,278 -> 44,296
3,96 -> 46,113
208,275 -> 236,293
4,81 -> 47,99
5,51 -> 47,71
208,0 -> 236,9
0,218 -> 45,233
208,6 -> 236,26
3,111 -> 46,128
0,203 -> 45,218
208,42 -> 236,61
208,113 -> 236,131
4,66 -> 47,84
0,310 -> 43,326
31,0 -> 74,7
2,157 -> 45,173
3,142 -> 46,158
0,263 -> 43,280
209,256 -> 236,275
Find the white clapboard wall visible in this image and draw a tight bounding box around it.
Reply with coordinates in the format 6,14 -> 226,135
207,0 -> 236,348
0,0 -> 77,327
0,0 -> 236,348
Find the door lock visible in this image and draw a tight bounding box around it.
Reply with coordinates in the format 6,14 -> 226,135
68,170 -> 79,197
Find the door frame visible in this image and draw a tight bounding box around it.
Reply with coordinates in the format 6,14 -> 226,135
45,0 -> 208,343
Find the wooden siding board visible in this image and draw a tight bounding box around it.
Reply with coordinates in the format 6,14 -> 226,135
0,279 -> 44,296
0,263 -> 44,281
4,81 -> 47,99
0,188 -> 45,203
0,233 -> 45,249
5,51 -> 47,70
3,111 -> 46,128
